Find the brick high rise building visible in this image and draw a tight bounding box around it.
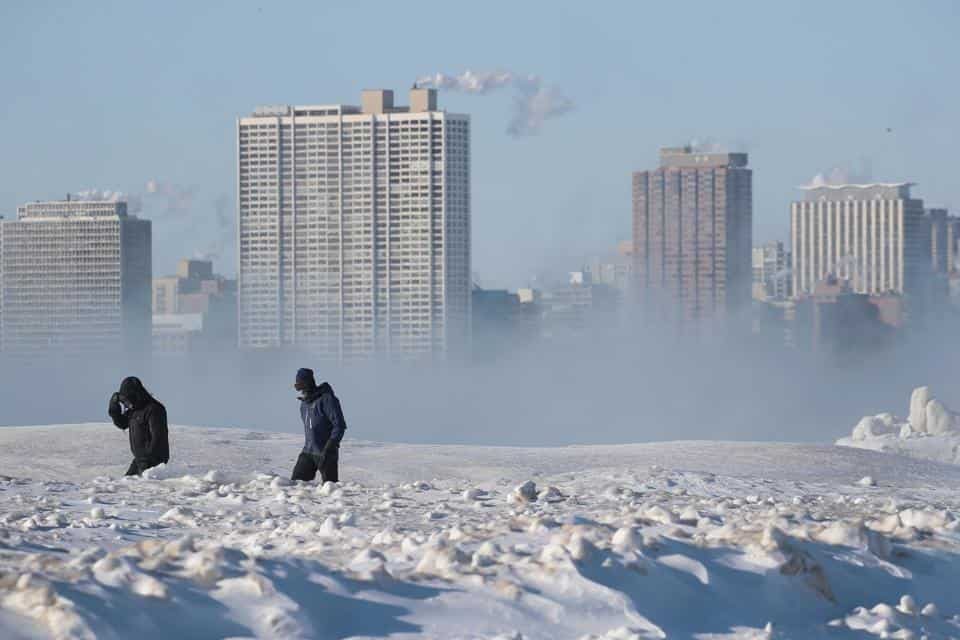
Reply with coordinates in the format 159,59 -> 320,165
632,146 -> 753,328
237,88 -> 470,360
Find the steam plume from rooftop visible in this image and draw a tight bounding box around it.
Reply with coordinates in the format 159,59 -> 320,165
416,70 -> 574,137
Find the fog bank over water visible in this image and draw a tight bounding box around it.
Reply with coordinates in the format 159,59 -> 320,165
1,307 -> 954,446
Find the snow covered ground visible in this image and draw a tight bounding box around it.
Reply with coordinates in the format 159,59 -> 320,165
2,424 -> 960,639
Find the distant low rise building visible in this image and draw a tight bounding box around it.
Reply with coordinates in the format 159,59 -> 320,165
584,252 -> 633,294
752,241 -> 791,301
540,272 -> 619,338
793,276 -> 901,361
152,259 -> 236,354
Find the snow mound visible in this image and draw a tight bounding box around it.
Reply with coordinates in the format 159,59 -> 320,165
838,385 -> 960,464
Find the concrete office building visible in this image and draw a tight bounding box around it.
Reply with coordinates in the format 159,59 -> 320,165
0,199 -> 151,355
632,146 -> 753,328
790,184 -> 933,301
237,88 -> 470,360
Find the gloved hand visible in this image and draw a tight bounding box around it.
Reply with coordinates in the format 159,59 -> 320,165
108,392 -> 122,416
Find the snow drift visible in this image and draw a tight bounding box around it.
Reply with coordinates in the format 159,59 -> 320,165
1,425 -> 960,638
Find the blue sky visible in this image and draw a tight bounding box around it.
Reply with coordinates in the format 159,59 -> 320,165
1,0 -> 957,287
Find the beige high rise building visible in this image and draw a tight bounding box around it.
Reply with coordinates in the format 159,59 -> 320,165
790,183 -> 931,298
0,200 -> 152,355
632,146 -> 753,328
237,88 -> 471,360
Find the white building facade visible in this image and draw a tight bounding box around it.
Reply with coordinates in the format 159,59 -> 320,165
790,184 -> 931,299
0,200 -> 152,355
237,88 -> 470,360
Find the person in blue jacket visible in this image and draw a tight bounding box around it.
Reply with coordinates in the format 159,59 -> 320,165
291,368 -> 346,483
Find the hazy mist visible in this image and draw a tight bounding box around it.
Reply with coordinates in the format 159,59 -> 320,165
1,302 -> 952,446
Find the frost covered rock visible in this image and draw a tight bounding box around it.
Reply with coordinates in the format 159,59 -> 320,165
909,386 -> 931,433
508,481 -> 538,504
537,486 -> 565,502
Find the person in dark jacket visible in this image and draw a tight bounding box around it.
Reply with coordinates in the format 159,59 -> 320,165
291,368 -> 346,483
108,376 -> 170,476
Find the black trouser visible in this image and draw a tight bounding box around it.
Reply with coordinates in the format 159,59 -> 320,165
125,458 -> 165,477
291,448 -> 339,483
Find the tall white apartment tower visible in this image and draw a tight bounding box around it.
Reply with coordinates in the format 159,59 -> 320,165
790,183 -> 931,298
0,200 -> 152,356
237,88 -> 471,360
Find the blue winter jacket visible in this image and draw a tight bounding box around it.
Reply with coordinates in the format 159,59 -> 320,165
300,383 -> 347,455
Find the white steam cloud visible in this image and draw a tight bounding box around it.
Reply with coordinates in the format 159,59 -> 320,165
145,180 -> 197,215
71,189 -> 142,213
416,70 -> 574,137
806,160 -> 874,188
687,138 -> 727,153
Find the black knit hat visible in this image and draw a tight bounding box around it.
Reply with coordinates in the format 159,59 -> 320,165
295,368 -> 316,389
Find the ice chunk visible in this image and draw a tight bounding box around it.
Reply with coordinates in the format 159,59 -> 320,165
612,527 -> 643,551
898,508 -> 953,532
204,470 -> 225,483
462,487 -> 484,501
908,386 -> 930,433
896,594 -> 916,615
926,399 -> 954,435
852,416 -> 892,441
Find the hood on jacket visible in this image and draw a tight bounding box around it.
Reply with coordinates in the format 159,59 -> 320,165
119,377 -> 152,409
299,382 -> 332,402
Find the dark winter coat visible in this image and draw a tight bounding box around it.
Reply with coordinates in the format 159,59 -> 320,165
109,398 -> 170,465
300,383 -> 346,456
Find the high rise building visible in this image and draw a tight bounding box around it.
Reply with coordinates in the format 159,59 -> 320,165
0,199 -> 151,356
790,183 -> 933,300
752,240 -> 791,301
237,88 -> 470,360
632,146 -> 753,328
926,208 -> 960,275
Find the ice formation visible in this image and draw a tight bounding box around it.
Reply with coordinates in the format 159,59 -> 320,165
839,385 -> 960,465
